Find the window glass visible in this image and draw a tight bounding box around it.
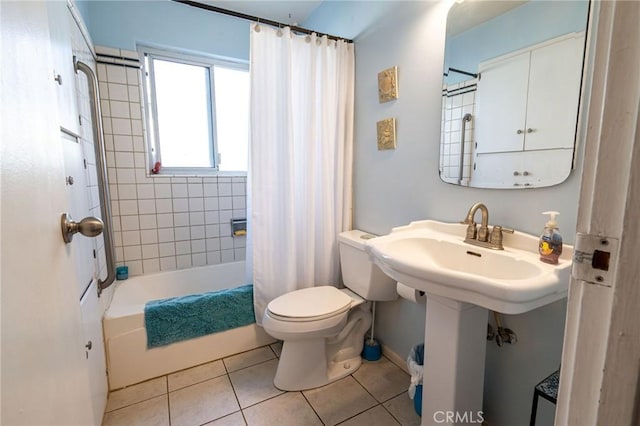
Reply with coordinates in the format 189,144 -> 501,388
214,66 -> 249,172
138,45 -> 249,173
153,59 -> 213,168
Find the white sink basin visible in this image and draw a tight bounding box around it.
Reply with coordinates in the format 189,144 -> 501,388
366,220 -> 573,314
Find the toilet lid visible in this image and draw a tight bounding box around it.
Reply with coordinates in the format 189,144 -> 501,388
267,286 -> 353,320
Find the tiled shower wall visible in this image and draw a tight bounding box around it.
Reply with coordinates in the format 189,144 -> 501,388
95,46 -> 247,277
439,78 -> 477,185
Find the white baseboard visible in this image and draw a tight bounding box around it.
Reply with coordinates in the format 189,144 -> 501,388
381,343 -> 409,375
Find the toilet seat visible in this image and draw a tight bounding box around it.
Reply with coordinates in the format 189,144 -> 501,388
266,286 -> 353,323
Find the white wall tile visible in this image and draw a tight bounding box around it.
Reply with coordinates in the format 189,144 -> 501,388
118,184 -> 137,200
234,248 -> 246,261
175,241 -> 190,255
139,213 -> 157,229
175,227 -> 190,241
155,183 -> 172,198
206,238 -> 220,251
171,184 -> 188,198
138,200 -> 156,215
131,119 -> 143,136
133,136 -> 145,152
122,230 -> 141,246
160,256 -> 177,271
137,184 -> 155,199
128,85 -> 140,103
188,183 -> 203,197
127,260 -> 143,276
120,214 -> 140,230
188,198 -> 204,212
126,68 -> 140,85
218,183 -> 232,196
206,225 -> 220,238
115,151 -> 135,168
220,237 -> 233,250
176,255 -> 192,269
143,258 -> 160,274
112,118 -> 132,135
123,245 -> 142,261
157,213 -> 174,228
192,253 -> 207,267
113,135 -> 134,152
173,212 -> 189,227
219,197 -> 232,210
172,198 -> 188,213
205,197 -> 219,211
191,240 -> 207,253
106,65 -> 127,84
110,100 -> 131,119
190,225 -> 205,239
119,200 -> 138,216
142,244 -> 159,259
203,183 -> 218,197
189,212 -> 204,226
156,198 -> 173,214
221,250 -> 234,263
108,83 -> 129,101
141,229 -> 159,245
205,211 -> 219,224
207,251 -> 221,265
159,242 -> 176,257
158,228 -> 175,243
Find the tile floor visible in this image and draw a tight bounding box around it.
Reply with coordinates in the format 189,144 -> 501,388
102,343 -> 421,426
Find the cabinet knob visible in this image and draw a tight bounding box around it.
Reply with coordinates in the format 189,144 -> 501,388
527,128 -> 534,133
516,129 -> 523,135
523,171 -> 530,176
54,74 -> 63,85
513,171 -> 520,176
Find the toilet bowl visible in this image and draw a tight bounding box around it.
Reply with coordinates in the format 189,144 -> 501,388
262,230 -> 397,391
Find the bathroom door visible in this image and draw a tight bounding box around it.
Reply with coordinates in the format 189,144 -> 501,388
0,2 -> 94,424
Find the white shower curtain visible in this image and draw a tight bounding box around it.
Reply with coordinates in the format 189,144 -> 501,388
248,24 -> 355,324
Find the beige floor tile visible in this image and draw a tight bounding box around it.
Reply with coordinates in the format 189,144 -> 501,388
102,395 -> 169,426
383,393 -> 421,426
338,405 -> 400,426
105,376 -> 167,412
303,376 -> 377,426
243,392 -> 322,426
204,411 -> 246,425
229,359 -> 283,408
270,341 -> 283,357
353,357 -> 409,402
169,375 -> 239,426
168,359 -> 227,392
224,346 -> 276,373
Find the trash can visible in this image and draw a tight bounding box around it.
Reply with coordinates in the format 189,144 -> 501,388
407,343 -> 424,416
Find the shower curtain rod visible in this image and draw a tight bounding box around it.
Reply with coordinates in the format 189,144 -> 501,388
172,0 -> 353,43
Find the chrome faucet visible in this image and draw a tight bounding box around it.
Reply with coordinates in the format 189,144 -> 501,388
461,202 -> 513,250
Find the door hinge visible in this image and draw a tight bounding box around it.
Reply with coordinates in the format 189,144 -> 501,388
571,233 -> 619,287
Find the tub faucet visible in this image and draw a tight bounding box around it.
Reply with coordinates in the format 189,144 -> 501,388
461,202 -> 513,250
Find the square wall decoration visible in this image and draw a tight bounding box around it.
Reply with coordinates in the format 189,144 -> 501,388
378,66 -> 398,103
377,118 -> 397,150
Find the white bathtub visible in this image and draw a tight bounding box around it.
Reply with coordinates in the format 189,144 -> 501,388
103,261 -> 275,390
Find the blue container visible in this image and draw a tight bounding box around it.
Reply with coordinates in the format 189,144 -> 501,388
362,339 -> 382,361
414,384 -> 423,416
116,266 -> 128,280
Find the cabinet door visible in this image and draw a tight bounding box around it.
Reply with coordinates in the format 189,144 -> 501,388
475,52 -> 529,154
47,1 -> 80,135
524,35 -> 584,150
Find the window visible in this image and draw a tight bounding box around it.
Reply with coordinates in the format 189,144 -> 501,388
138,45 -> 249,173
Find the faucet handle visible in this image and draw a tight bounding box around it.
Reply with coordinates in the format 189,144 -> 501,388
489,225 -> 514,248
465,222 -> 477,240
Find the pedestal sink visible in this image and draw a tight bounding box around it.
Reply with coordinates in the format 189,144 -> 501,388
365,220 -> 573,425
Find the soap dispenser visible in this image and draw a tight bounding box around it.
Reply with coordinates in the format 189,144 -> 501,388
539,211 -> 563,264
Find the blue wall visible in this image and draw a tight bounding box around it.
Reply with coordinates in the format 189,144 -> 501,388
445,0 -> 589,84
80,1 -> 250,60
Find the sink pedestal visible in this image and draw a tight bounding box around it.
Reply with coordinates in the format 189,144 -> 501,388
422,295 -> 488,425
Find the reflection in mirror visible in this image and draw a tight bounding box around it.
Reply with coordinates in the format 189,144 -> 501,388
439,1 -> 589,189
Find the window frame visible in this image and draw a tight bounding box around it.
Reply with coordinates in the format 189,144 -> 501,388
137,44 -> 249,175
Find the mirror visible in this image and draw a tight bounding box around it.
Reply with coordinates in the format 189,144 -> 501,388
439,0 -> 590,188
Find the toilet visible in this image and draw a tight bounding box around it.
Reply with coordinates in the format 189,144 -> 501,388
262,230 -> 397,391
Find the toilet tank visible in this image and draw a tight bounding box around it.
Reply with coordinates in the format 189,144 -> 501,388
338,230 -> 397,301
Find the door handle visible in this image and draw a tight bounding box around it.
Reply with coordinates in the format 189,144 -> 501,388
61,213 -> 103,243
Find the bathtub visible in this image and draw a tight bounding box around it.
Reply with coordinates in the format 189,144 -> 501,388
103,261 -> 275,390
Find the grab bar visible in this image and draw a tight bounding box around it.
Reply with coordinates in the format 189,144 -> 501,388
74,57 -> 116,295
459,113 -> 473,185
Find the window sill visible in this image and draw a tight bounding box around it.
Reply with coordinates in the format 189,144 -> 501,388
148,170 -> 247,178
